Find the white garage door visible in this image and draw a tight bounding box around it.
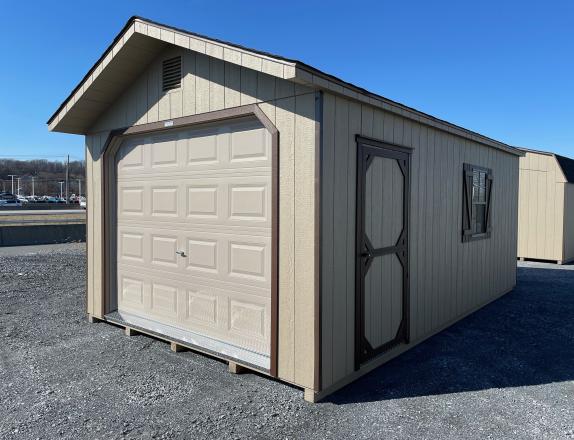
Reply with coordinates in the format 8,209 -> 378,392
114,118 -> 272,368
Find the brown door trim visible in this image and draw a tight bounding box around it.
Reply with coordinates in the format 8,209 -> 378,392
98,104 -> 280,377
354,135 -> 412,370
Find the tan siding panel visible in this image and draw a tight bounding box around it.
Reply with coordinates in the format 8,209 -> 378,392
195,53 -> 210,114
321,92 -> 519,390
346,102 -> 360,373
240,67 -> 258,105
332,96 -> 349,383
320,93 -> 335,388
85,139 -> 95,316
182,51 -> 196,117
224,62 -> 241,108
274,97 -> 296,382
293,92 -> 317,387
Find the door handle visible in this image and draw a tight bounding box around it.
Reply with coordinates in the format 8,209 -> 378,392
176,250 -> 186,257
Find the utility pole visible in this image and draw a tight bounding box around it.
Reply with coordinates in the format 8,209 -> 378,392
65,155 -> 69,203
16,178 -> 21,196
78,179 -> 81,198
59,181 -> 64,199
8,175 -> 16,195
31,176 -> 35,197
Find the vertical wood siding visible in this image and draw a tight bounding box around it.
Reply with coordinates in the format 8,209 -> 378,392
563,184 -> 574,262
85,46 -> 317,389
321,92 -> 519,390
517,152 -> 565,262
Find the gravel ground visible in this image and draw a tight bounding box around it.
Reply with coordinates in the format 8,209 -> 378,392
0,244 -> 573,439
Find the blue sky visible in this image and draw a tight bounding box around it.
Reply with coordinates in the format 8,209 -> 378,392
0,0 -> 572,160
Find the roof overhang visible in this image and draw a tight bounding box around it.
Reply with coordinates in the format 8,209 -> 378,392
49,16 -> 523,157
47,17 -> 300,134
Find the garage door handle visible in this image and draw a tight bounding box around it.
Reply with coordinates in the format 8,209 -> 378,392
176,250 -> 187,257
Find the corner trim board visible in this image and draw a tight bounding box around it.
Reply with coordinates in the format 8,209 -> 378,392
314,90 -> 323,391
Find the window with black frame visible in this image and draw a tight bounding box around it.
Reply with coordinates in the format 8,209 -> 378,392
462,164 -> 492,241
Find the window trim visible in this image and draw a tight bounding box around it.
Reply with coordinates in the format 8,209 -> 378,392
462,163 -> 493,242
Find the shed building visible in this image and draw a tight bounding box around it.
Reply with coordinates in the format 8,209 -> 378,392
517,148 -> 574,264
48,17 -> 522,402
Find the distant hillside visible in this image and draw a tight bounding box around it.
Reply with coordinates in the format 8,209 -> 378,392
0,159 -> 85,197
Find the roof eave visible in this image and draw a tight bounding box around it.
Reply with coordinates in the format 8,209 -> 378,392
48,16 -> 523,158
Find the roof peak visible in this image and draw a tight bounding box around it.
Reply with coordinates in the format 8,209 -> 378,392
48,16 -> 521,156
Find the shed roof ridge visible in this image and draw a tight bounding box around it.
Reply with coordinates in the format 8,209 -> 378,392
47,16 -> 523,157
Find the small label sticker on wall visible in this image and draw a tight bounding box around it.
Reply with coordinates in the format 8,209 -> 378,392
164,120 -> 174,127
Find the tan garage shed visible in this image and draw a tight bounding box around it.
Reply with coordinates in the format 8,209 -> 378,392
48,16 -> 522,402
517,148 -> 574,264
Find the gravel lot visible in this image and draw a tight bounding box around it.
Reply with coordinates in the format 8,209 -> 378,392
1,243 -> 573,439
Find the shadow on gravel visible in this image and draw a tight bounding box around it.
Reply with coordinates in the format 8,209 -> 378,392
325,266 -> 574,404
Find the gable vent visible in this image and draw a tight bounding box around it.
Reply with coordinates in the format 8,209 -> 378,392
162,56 -> 182,92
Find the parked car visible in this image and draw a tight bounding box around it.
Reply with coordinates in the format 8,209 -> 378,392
80,199 -> 86,209
17,196 -> 29,204
0,199 -> 22,207
0,192 -> 16,201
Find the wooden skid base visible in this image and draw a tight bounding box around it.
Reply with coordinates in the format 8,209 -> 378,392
87,314 -> 103,324
304,388 -> 319,403
170,342 -> 187,353
228,361 -> 249,374
518,256 -> 573,265
124,326 -> 140,337
101,315 -> 267,378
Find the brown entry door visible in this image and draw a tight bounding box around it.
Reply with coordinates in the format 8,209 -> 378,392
355,137 -> 410,368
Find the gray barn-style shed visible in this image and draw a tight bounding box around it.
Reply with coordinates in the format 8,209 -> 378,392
49,17 -> 522,402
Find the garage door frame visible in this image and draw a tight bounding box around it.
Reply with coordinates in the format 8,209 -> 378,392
98,104 -> 279,376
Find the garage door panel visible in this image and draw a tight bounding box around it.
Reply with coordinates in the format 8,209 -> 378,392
151,186 -> 179,217
118,122 -> 270,175
151,234 -> 179,268
184,289 -> 218,326
229,299 -> 266,337
186,127 -> 220,165
116,118 -> 272,362
150,282 -> 178,318
117,269 -> 270,354
118,225 -> 270,289
119,231 -> 145,263
117,138 -> 145,171
229,183 -> 268,222
118,179 -> 270,228
119,275 -> 146,310
186,238 -> 217,272
150,132 -> 179,168
119,186 -> 145,216
117,220 -> 270,237
186,185 -> 218,218
229,241 -> 267,282
229,126 -> 269,163
118,262 -> 270,298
